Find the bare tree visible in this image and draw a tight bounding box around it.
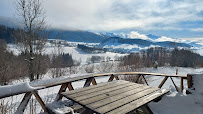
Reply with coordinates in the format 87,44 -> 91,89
14,0 -> 48,81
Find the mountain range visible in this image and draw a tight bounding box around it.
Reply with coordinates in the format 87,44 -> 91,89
0,16 -> 202,52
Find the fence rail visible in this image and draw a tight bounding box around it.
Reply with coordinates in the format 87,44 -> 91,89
0,72 -> 191,113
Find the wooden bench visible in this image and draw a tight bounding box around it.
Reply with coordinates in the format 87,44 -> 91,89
62,80 -> 169,114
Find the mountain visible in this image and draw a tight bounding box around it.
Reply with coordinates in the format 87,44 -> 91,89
147,34 -> 160,39
49,29 -> 107,43
0,24 -> 16,43
0,16 -> 18,28
98,32 -> 119,37
101,37 -> 152,47
101,37 -> 191,48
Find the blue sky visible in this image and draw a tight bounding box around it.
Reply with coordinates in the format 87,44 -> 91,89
0,0 -> 203,39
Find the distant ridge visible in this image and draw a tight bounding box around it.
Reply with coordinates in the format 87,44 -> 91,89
101,37 -> 191,48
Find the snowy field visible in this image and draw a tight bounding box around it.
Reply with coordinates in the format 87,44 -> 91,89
2,43 -> 203,114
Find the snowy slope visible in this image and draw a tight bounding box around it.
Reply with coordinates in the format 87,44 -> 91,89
44,45 -> 126,64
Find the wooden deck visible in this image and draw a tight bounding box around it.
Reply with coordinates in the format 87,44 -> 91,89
62,80 -> 169,114
0,72 -> 190,114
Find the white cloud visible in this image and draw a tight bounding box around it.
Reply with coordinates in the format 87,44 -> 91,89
44,0 -> 203,31
127,31 -> 152,40
190,28 -> 203,32
154,36 -> 175,42
0,0 -> 202,32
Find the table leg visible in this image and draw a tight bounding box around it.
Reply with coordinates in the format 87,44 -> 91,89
140,105 -> 153,114
80,108 -> 94,114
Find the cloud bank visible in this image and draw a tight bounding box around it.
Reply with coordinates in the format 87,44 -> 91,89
44,0 -> 203,32
0,0 -> 202,38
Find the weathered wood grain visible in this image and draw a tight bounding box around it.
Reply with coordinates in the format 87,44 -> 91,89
87,86 -> 151,109
106,90 -> 169,114
80,84 -> 143,105
94,88 -> 159,113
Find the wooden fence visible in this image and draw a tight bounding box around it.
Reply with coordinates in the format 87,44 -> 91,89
0,72 -> 192,113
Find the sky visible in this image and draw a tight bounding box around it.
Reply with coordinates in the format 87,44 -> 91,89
0,0 -> 203,39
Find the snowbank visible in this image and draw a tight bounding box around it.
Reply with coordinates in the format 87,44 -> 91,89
149,73 -> 203,114
192,74 -> 203,107
0,82 -> 35,98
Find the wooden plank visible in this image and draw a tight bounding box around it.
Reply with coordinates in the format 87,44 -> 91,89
158,76 -> 168,88
39,74 -> 94,88
33,91 -> 50,113
63,80 -> 124,95
69,82 -> 135,101
107,90 -> 169,114
116,72 -> 187,78
80,84 -> 144,105
94,88 -> 160,113
87,86 -> 151,109
66,81 -> 128,98
16,92 -> 32,113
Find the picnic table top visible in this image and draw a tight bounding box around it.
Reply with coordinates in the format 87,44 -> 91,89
61,80 -> 169,114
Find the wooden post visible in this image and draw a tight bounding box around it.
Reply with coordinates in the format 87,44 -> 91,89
67,82 -> 74,90
33,91 -> 50,113
108,74 -> 115,82
158,76 -> 168,88
176,69 -> 178,75
180,77 -> 184,92
142,75 -> 149,86
114,75 -> 119,80
91,77 -> 97,85
84,77 -> 93,87
16,92 -> 32,113
140,105 -> 153,114
135,74 -> 141,83
187,74 -> 193,88
170,77 -> 179,92
55,83 -> 68,101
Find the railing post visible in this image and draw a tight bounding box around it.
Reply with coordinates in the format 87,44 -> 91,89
91,77 -> 97,85
180,77 -> 184,92
135,74 -> 141,83
170,77 -> 179,92
16,92 -> 32,114
84,77 -> 93,87
158,76 -> 168,88
108,74 -> 115,82
33,90 -> 51,113
187,74 -> 193,88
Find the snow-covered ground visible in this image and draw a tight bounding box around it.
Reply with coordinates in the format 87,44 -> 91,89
3,41 -> 203,114
0,66 -> 203,114
7,43 -> 127,65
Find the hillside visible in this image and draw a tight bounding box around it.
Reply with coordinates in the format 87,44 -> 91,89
49,29 -> 107,43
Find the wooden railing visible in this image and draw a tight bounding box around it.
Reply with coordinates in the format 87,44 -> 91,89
0,72 -> 190,113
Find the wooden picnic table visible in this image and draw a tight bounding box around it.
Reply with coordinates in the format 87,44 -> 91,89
62,80 -> 169,114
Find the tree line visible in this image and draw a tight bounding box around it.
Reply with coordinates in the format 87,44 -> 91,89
0,41 -> 76,85
120,47 -> 203,70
